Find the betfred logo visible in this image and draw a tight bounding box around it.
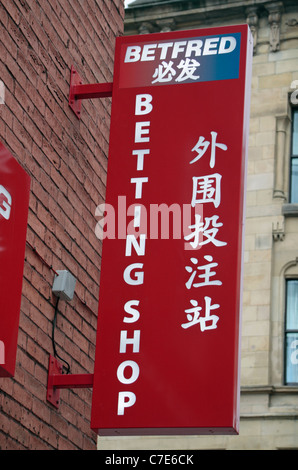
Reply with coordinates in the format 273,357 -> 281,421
120,33 -> 241,88
0,185 -> 12,220
124,35 -> 238,62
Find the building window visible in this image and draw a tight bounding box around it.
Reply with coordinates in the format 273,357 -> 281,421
290,108 -> 298,203
285,279 -> 298,384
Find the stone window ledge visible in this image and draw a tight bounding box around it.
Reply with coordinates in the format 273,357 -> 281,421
241,385 -> 298,394
282,204 -> 298,217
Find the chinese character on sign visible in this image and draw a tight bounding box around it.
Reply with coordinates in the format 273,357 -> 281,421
175,59 -> 200,82
181,296 -> 220,331
182,127 -> 228,333
184,214 -> 227,249
152,59 -> 200,84
191,173 -> 222,208
185,255 -> 222,289
152,61 -> 176,83
190,131 -> 227,168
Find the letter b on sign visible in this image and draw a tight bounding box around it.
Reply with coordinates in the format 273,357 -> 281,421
124,46 -> 141,63
135,94 -> 153,115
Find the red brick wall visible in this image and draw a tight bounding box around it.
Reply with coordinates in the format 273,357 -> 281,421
0,0 -> 124,450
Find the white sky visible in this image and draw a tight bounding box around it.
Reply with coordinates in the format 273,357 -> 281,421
125,0 -> 135,7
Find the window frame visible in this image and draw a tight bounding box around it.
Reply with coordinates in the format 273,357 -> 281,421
289,107 -> 298,203
284,278 -> 298,385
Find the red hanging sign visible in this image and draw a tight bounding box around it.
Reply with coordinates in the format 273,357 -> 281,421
91,25 -> 252,435
0,142 -> 30,377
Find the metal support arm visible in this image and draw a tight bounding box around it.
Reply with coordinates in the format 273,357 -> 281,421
69,65 -> 113,118
47,355 -> 94,408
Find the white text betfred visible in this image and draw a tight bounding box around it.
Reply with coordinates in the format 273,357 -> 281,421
124,36 -> 237,63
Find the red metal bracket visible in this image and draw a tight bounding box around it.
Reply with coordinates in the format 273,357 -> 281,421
47,355 -> 94,409
69,65 -> 113,118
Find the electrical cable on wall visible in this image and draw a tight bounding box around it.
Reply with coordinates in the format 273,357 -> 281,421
26,245 -> 80,375
50,270 -> 77,374
51,297 -> 70,374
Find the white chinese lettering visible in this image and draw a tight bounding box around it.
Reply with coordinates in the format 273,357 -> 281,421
152,61 -> 176,83
191,173 -> 221,208
190,131 -> 227,168
175,58 -> 200,82
184,214 -> 227,248
185,255 -> 222,289
181,296 -> 220,331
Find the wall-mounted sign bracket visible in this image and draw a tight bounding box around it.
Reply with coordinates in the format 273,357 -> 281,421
47,355 -> 94,409
69,65 -> 113,119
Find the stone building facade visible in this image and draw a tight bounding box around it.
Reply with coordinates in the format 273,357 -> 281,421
98,0 -> 298,450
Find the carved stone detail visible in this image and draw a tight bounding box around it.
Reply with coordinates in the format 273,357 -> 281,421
138,22 -> 155,34
156,18 -> 176,32
272,218 -> 285,241
246,7 -> 259,54
267,2 -> 283,52
285,18 -> 298,27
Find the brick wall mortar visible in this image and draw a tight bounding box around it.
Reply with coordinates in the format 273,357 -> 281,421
0,0 -> 124,450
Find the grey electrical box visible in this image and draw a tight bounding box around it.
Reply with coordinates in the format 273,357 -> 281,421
52,270 -> 76,301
